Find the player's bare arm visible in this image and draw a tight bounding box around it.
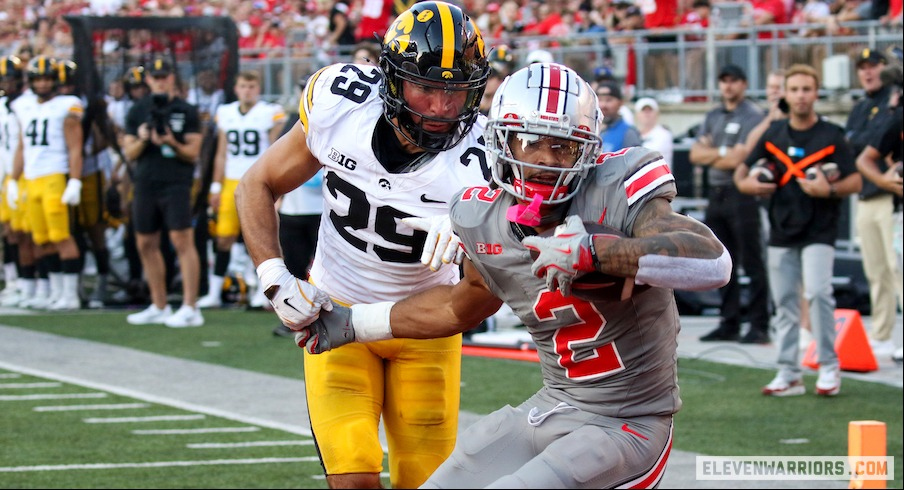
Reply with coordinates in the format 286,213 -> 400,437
235,120 -> 321,266
64,114 -> 84,180
297,259 -> 503,353
389,259 -> 503,339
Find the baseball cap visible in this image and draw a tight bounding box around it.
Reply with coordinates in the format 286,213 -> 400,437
635,97 -> 659,112
718,64 -> 747,81
595,80 -> 622,100
148,57 -> 173,77
856,48 -> 886,68
624,5 -> 642,17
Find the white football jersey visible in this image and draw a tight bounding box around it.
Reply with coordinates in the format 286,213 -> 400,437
301,63 -> 491,304
0,96 -> 20,176
15,94 -> 83,180
215,100 -> 286,180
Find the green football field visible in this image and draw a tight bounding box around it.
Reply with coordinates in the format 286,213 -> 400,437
1,309 -> 900,488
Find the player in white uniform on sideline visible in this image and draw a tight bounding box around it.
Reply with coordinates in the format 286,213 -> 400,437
197,71 -> 285,309
236,3 -> 491,487
10,56 -> 84,311
300,63 -> 732,489
0,55 -> 31,307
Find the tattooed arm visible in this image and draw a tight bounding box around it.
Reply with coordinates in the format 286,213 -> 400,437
592,197 -> 731,290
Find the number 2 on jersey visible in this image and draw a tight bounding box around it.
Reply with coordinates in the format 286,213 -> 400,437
535,291 -> 625,380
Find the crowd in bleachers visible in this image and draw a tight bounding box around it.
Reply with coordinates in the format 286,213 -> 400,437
2,1 -> 902,67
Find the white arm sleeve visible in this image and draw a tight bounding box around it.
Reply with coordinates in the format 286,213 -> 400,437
635,246 -> 732,291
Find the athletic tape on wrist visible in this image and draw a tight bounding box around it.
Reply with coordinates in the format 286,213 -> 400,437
351,302 -> 395,343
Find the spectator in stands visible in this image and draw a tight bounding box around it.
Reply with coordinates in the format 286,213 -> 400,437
594,79 -> 642,153
640,0 -> 678,91
679,0 -> 712,95
355,0 -> 393,42
351,41 -> 380,65
123,57 -> 204,327
634,97 -> 674,169
847,49 -> 901,359
327,0 -> 356,50
691,64 -> 772,344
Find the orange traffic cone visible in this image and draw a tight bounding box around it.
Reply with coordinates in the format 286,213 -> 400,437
803,309 -> 878,372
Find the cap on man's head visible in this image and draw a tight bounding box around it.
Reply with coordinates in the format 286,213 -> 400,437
148,57 -> 173,77
596,80 -> 622,100
635,97 -> 659,112
612,0 -> 634,6
718,64 -> 747,82
624,5 -> 642,17
692,0 -> 710,8
856,48 -> 886,68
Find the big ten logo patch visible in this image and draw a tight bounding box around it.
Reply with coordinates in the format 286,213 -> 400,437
475,242 -> 502,255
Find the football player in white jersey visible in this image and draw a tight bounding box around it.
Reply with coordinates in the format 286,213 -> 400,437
301,64 -> 732,488
0,55 -> 36,308
198,71 -> 285,309
10,56 -> 84,311
236,3 -> 491,487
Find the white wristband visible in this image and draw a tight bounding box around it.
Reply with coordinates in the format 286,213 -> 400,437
718,146 -> 727,157
256,257 -> 288,288
209,182 -> 223,194
351,302 -> 395,343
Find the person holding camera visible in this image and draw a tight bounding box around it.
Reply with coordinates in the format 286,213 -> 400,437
122,57 -> 204,327
690,64 -> 772,344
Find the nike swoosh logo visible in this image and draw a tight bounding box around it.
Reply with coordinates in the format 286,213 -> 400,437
283,298 -> 302,313
555,247 -> 572,254
622,424 -> 649,440
420,194 -> 446,204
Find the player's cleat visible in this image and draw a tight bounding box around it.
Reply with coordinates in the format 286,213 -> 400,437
87,287 -> 106,309
869,339 -> 895,359
762,373 -> 805,397
164,304 -> 204,328
127,304 -> 173,325
1,290 -> 22,307
49,295 -> 81,311
196,291 -> 223,309
815,365 -> 841,396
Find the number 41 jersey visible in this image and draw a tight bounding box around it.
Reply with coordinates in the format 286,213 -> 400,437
300,63 -> 490,305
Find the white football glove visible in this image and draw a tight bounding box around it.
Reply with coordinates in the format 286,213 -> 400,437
522,215 -> 596,297
256,258 -> 333,329
402,215 -> 465,271
61,178 -> 82,206
6,179 -> 18,210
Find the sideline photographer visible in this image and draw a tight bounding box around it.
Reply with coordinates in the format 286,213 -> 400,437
122,56 -> 204,328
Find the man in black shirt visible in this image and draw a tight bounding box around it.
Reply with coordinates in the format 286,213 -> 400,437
690,64 -> 771,344
846,49 -> 900,358
735,64 -> 862,398
122,57 -> 204,328
855,63 -> 904,360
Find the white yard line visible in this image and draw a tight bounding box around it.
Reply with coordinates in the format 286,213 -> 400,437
0,361 -> 311,436
0,382 -> 63,389
34,403 -> 151,412
83,415 -> 206,424
0,393 -> 107,401
0,373 -> 22,379
0,457 -> 321,473
132,427 -> 260,435
187,440 -> 314,449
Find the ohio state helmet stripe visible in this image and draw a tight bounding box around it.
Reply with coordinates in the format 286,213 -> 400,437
540,64 -> 566,115
437,2 -> 455,68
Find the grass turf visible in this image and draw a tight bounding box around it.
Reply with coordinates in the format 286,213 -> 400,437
2,309 -> 901,487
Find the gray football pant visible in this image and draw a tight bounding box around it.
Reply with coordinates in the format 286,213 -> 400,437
420,389 -> 673,489
767,243 -> 839,377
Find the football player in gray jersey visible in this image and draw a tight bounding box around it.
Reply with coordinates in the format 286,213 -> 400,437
300,63 -> 731,489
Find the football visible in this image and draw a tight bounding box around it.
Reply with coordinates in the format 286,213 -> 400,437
529,221 -> 648,302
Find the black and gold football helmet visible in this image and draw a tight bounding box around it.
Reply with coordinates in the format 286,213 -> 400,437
379,1 -> 489,152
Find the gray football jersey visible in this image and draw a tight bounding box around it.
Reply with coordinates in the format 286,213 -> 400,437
451,147 -> 682,418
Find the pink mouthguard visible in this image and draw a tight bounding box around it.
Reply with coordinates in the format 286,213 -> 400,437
506,193 -> 543,226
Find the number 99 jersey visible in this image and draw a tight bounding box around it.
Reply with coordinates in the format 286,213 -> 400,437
300,63 -> 490,304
